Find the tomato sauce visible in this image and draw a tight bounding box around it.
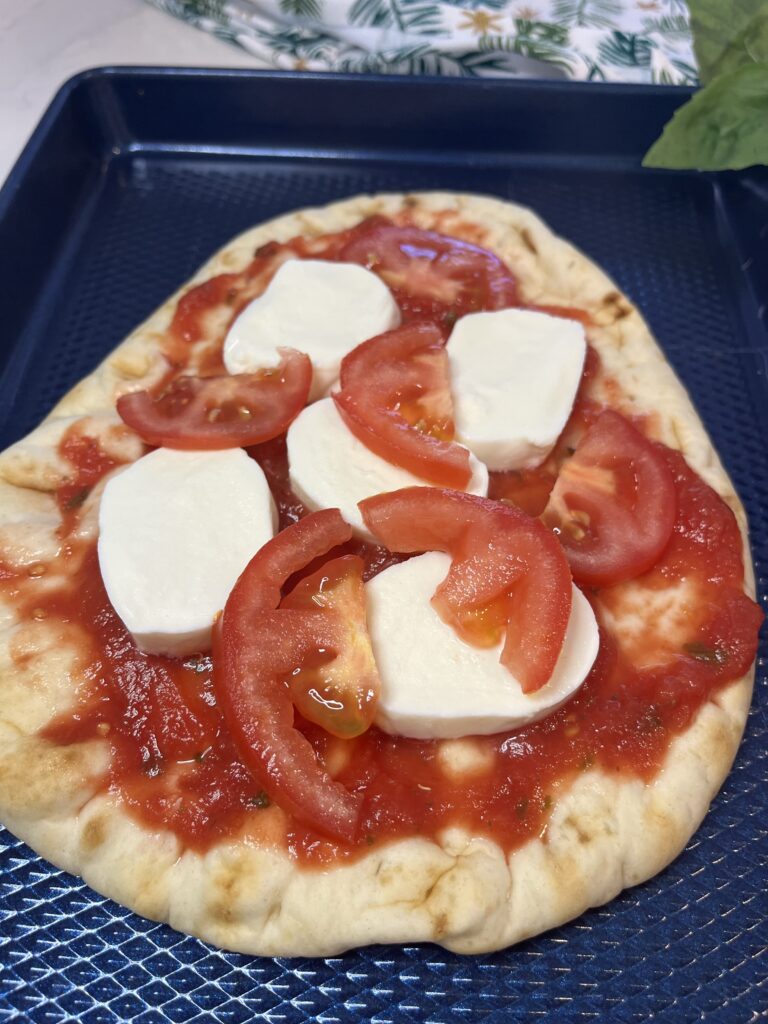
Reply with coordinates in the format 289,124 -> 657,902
56,432 -> 120,517
9,218 -> 760,864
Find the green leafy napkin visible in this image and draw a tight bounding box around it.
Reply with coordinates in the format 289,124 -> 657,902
148,0 -> 698,82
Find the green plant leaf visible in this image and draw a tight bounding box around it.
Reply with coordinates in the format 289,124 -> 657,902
686,0 -> 765,83
709,6 -> 768,78
643,62 -> 768,170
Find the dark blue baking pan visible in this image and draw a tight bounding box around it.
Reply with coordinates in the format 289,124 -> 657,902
0,69 -> 766,1023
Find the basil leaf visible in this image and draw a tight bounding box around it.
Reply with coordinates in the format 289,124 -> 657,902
709,6 -> 768,79
642,63 -> 768,171
687,0 -> 765,83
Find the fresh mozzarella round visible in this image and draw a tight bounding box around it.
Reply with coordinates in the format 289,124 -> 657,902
367,552 -> 599,739
98,448 -> 276,658
223,259 -> 401,400
287,399 -> 488,542
447,309 -> 587,471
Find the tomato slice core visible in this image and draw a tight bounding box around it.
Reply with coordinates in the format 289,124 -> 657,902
215,509 -> 365,841
281,554 -> 381,739
340,219 -> 519,315
359,488 -> 572,693
117,348 -> 311,450
333,321 -> 471,488
543,410 -> 677,587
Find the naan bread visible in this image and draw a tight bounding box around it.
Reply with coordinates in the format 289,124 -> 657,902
0,193 -> 755,955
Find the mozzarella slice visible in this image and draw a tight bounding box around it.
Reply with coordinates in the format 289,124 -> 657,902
447,309 -> 587,471
367,552 -> 599,739
223,259 -> 401,400
98,448 -> 276,658
287,398 -> 488,541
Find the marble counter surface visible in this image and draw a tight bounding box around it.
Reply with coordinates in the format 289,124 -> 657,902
0,0 -> 259,186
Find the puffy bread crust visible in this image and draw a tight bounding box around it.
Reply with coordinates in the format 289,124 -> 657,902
0,192 -> 756,956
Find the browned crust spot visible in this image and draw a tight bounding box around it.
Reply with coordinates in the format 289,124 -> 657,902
0,740 -> 98,816
521,228 -> 538,255
564,815 -> 592,845
602,290 -> 633,322
81,812 -> 107,853
207,854 -> 259,926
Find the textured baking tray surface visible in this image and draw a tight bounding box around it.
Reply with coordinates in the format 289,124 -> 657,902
0,71 -> 765,1023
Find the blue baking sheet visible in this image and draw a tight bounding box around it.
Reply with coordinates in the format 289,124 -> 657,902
0,70 -> 766,1023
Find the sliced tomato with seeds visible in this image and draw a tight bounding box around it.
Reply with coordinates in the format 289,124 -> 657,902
490,466 -> 560,519
542,410 -> 676,588
333,322 -> 472,488
117,349 -> 311,450
359,488 -> 572,693
281,554 -> 380,739
340,220 -> 518,315
215,509 -> 368,842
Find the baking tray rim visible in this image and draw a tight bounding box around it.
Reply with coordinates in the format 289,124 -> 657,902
0,66 -> 699,216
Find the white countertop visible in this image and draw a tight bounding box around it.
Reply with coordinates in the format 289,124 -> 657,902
0,0 -> 260,187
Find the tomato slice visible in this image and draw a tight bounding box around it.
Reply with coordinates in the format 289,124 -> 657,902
333,322 -> 471,488
340,219 -> 518,315
117,349 -> 311,450
542,410 -> 676,588
525,304 -> 593,327
281,554 -> 380,739
359,488 -> 572,693
215,509 -> 366,842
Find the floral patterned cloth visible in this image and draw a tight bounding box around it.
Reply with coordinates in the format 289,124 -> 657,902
147,0 -> 696,82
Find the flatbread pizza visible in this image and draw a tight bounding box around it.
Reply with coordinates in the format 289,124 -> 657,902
0,192 -> 761,956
